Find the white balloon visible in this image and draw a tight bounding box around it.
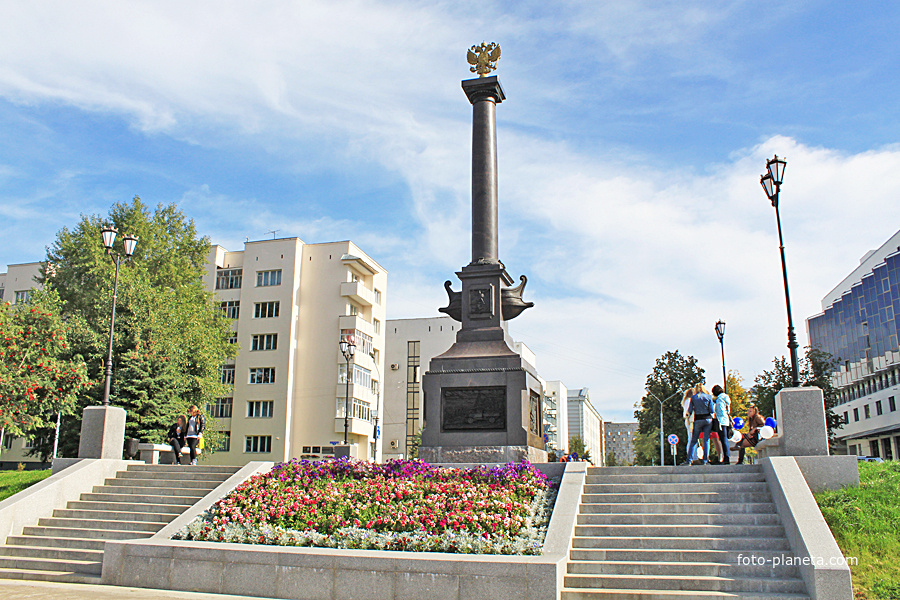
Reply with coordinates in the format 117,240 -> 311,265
696,446 -> 704,459
759,425 -> 775,440
730,431 -> 743,444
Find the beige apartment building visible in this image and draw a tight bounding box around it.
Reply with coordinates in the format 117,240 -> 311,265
204,238 -> 387,465
0,237 -> 387,467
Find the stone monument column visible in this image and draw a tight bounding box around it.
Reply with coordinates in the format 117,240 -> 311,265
419,44 -> 545,464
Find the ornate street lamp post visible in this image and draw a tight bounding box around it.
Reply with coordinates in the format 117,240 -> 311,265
100,226 -> 138,406
715,320 -> 727,393
339,339 -> 356,444
760,155 -> 800,388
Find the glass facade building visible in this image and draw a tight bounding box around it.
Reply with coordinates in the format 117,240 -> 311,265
807,230 -> 900,459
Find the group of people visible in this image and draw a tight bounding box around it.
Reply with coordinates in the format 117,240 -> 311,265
681,384 -> 767,465
166,405 -> 206,466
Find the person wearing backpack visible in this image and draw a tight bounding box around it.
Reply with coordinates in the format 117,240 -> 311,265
682,384 -> 715,465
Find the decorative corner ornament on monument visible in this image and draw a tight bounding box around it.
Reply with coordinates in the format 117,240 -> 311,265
419,44 -> 547,465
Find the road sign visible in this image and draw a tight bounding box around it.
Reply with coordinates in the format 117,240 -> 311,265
667,434 -> 679,445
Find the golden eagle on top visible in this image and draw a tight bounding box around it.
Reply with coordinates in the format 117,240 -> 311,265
467,42 -> 501,77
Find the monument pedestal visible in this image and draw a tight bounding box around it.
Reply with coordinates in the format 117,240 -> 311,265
78,405 -> 126,459
757,387 -> 830,458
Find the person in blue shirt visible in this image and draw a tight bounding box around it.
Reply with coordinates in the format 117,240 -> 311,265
682,384 -> 715,465
712,384 -> 732,465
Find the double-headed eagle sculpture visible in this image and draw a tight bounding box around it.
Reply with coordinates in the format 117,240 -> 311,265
467,42 -> 501,77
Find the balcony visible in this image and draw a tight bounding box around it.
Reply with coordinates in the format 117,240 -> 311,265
340,281 -> 376,307
334,398 -> 375,438
339,315 -> 374,338
335,382 -> 375,404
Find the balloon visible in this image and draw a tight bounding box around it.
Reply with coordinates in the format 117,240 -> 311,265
759,425 -> 775,440
765,417 -> 777,429
732,417 -> 745,430
696,446 -> 704,459
729,430 -> 743,444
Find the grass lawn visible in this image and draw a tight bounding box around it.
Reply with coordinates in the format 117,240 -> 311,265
0,469 -> 52,503
815,461 -> 900,600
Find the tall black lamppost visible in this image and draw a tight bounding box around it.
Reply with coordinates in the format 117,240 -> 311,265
100,227 -> 138,406
715,320 -> 727,393
339,339 -> 356,444
760,155 -> 800,388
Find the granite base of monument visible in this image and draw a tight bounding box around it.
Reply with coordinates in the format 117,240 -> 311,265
418,444 -> 548,464
419,341 -> 546,464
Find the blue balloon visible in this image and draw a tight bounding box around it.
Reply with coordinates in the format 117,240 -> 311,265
765,417 -> 777,429
733,417 -> 745,429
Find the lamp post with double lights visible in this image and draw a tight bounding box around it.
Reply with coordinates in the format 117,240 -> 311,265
715,320 -> 727,393
760,155 -> 800,388
339,339 -> 356,444
645,388 -> 684,466
100,226 -> 138,406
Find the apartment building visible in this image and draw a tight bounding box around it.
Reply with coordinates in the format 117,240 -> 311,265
205,238 -> 387,464
543,381 -> 568,456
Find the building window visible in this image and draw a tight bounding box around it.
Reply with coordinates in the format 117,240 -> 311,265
247,400 -> 274,418
221,365 -> 235,385
876,400 -> 883,416
843,411 -> 849,424
406,341 -> 421,451
338,364 -> 372,389
0,287 -> 4,300
890,396 -> 896,412
865,404 -> 871,419
254,301 -> 280,318
349,304 -> 359,316
249,367 -> 276,384
245,435 -> 272,453
853,408 -> 859,422
227,332 -> 238,345
215,268 -> 242,290
2,435 -> 14,450
251,333 -> 278,351
220,431 -> 231,452
256,269 -> 282,287
15,290 -> 30,304
220,301 -> 240,319
374,319 -> 381,334
374,289 -> 382,305
207,397 -> 233,418
341,329 -> 372,357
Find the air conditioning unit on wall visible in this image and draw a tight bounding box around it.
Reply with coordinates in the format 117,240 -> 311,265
389,439 -> 401,449
390,363 -> 399,370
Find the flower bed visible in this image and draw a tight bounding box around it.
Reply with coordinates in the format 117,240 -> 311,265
175,458 -> 556,555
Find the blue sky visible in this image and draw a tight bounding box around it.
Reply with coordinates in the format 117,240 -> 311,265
3,1 -> 900,421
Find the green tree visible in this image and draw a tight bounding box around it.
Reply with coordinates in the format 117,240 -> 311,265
568,435 -> 592,462
751,347 -> 844,451
634,350 -> 705,465
0,290 -> 90,439
30,197 -> 235,458
633,428 -> 661,465
605,451 -> 619,467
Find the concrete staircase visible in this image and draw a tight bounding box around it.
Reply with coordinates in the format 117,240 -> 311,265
0,463 -> 239,583
561,465 -> 810,600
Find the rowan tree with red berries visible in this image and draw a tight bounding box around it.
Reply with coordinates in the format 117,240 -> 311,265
0,290 -> 90,438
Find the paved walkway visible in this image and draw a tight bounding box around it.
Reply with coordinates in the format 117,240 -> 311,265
0,580 -> 269,600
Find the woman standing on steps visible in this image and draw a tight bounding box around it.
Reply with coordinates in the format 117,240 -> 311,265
167,414 -> 187,465
682,384 -> 715,465
184,405 -> 205,466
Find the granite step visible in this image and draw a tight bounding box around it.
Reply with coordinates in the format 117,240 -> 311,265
101,477 -> 224,490
21,525 -> 154,541
126,464 -> 240,475
116,470 -> 233,483
0,544 -> 103,563
66,500 -> 187,514
573,524 -> 785,539
564,574 -> 806,594
51,508 -> 177,524
36,517 -> 162,533
0,555 -> 101,576
571,536 -> 792,551
78,492 -> 199,506
577,512 -> 780,526
582,482 -> 768,494
581,492 -> 772,504
90,484 -> 209,497
585,473 -> 766,484
594,465 -> 762,475
578,502 -> 776,515
0,567 -> 102,584
5,536 -> 107,551
567,559 -> 800,578
560,589 -> 809,600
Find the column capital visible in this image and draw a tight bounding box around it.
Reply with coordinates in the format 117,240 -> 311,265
462,76 -> 505,105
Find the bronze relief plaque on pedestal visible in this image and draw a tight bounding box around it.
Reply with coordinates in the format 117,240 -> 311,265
442,386 -> 506,430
